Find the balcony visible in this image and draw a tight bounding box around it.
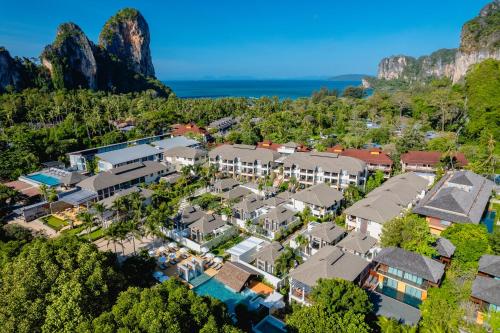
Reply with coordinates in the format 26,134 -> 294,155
376,285 -> 422,308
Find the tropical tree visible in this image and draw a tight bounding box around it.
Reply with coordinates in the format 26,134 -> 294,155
77,210 -> 95,236
92,202 -> 106,228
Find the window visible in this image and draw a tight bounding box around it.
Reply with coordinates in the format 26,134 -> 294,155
404,272 -> 423,285
388,267 -> 403,278
489,304 -> 499,312
384,277 -> 398,289
405,285 -> 422,299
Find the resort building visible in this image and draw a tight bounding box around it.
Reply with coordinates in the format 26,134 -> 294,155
171,123 -> 210,142
260,206 -> 299,239
296,222 -> 346,257
368,247 -> 445,308
327,146 -> 393,178
95,144 -> 163,171
400,151 -> 468,182
208,116 -> 237,133
290,183 -> 343,217
76,161 -> 173,200
434,237 -> 456,267
336,231 -> 379,261
163,146 -> 207,169
215,261 -> 261,292
470,255 -> 500,325
281,151 -> 367,190
232,194 -> 267,226
413,170 -> 495,235
208,144 -> 281,180
188,213 -> 227,243
150,135 -> 201,150
289,246 -> 370,305
211,178 -> 240,193
68,134 -> 168,171
95,186 -> 154,222
257,140 -> 310,155
254,241 -> 284,276
345,172 -> 428,240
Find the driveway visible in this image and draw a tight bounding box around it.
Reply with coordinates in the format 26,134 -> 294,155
7,217 -> 58,238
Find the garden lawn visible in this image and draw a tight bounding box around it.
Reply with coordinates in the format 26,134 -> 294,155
83,228 -> 105,241
43,215 -> 68,231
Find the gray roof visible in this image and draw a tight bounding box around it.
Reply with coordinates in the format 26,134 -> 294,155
308,222 -> 346,243
435,237 -> 456,258
189,213 -> 226,234
213,178 -> 240,192
263,196 -> 287,207
60,171 -> 88,186
413,171 -> 494,224
261,206 -> 297,224
95,144 -> 161,165
291,183 -> 343,208
151,136 -> 199,150
472,276 -> 500,305
374,247 -> 445,284
164,146 -> 207,159
208,116 -> 235,130
336,231 -> 377,255
345,172 -> 428,225
369,292 -> 421,326
255,241 -> 284,265
233,194 -> 265,213
289,246 -> 369,287
218,186 -> 252,201
179,206 -> 205,226
282,151 -> 366,174
77,161 -> 170,192
478,255 -> 500,277
277,191 -> 293,201
59,189 -> 97,205
97,186 -> 154,209
209,144 -> 280,164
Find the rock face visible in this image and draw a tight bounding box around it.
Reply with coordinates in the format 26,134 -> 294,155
377,1 -> 500,83
41,23 -> 98,89
0,47 -> 23,92
99,8 -> 155,77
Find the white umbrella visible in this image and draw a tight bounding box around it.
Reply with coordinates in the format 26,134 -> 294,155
200,247 -> 209,254
158,246 -> 166,252
148,250 -> 155,256
179,247 -> 189,254
205,253 -> 215,260
213,257 -> 223,264
168,242 -> 177,248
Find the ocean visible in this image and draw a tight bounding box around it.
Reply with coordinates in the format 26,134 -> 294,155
163,80 -> 363,99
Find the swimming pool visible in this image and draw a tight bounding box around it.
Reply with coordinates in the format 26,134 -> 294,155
481,211 -> 496,233
254,315 -> 287,333
193,275 -> 256,313
25,173 -> 60,186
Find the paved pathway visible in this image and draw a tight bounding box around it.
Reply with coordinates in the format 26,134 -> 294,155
7,217 -> 57,238
94,235 -> 164,262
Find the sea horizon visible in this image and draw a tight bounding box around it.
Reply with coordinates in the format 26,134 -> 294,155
163,79 -> 365,99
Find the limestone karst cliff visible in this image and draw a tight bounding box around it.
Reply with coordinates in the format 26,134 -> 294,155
377,0 -> 500,83
0,47 -> 24,92
99,8 -> 155,78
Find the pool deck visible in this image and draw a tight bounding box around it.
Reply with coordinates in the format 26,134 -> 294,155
249,281 -> 274,295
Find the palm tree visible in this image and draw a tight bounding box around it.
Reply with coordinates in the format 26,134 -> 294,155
39,184 -> 49,201
77,211 -> 95,236
295,234 -> 309,253
92,202 -> 106,228
111,196 -> 127,222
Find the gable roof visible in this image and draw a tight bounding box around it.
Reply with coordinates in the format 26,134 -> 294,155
255,241 -> 284,265
478,255 -> 500,277
263,196 -> 287,207
171,123 -> 208,136
472,276 -> 500,305
336,231 -> 377,255
308,222 -> 346,243
179,206 -> 205,226
60,171 -> 88,186
215,261 -> 260,292
209,144 -> 281,164
164,146 -> 207,159
213,178 -> 240,192
233,194 -> 265,213
401,151 -> 468,167
189,213 -> 225,234
95,144 -> 161,165
261,206 -> 297,224
413,171 -> 494,224
289,246 -> 369,287
218,186 -> 252,200
338,148 -> 393,166
151,136 -> 199,150
374,247 -> 445,284
292,183 -> 343,208
282,151 -> 366,174
435,237 -> 456,258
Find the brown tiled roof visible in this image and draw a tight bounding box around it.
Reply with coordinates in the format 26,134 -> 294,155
257,140 -> 281,151
171,123 -> 208,136
4,181 -> 41,197
341,148 -> 393,166
215,262 -> 260,292
401,151 -> 468,167
327,145 -> 345,153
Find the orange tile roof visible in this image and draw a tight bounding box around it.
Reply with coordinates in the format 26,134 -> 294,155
171,123 -> 208,136
401,151 -> 468,167
257,140 -> 281,151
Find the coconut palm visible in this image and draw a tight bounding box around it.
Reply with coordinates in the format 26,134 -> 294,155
92,202 -> 106,228
77,211 -> 95,236
295,234 -> 309,253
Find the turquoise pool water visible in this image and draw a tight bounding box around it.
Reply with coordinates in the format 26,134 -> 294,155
481,211 -> 496,233
376,285 -> 422,308
254,315 -> 287,333
26,173 -> 60,186
193,275 -> 255,313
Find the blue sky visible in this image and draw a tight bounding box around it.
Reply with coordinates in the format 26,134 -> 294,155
0,0 -> 491,80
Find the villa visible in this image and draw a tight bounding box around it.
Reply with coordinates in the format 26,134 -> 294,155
95,144 -> 163,171
327,146 -> 393,178
434,237 -> 456,267
345,172 -> 428,239
368,247 -> 445,308
400,150 -> 468,182
336,231 -> 378,260
188,213 -> 226,243
281,151 -> 368,190
470,255 -> 500,325
254,241 -> 284,276
211,178 -> 240,193
171,123 -> 210,142
257,140 -> 310,155
289,245 -> 370,305
76,161 -> 173,200
291,183 -> 343,217
150,135 -> 201,150
163,146 -> 207,169
232,194 -> 267,226
208,116 -> 237,133
413,170 -> 495,235
294,221 -> 346,257
209,144 -> 281,180
260,205 -> 299,239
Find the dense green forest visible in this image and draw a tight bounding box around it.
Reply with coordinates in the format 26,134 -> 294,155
1,59 -> 498,181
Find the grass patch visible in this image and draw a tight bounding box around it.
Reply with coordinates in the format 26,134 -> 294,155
42,215 -> 68,231
82,228 -> 105,241
61,225 -> 85,236
210,234 -> 244,257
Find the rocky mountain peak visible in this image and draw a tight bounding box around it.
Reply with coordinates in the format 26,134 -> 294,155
0,47 -> 23,92
99,8 -> 155,78
41,22 -> 97,89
